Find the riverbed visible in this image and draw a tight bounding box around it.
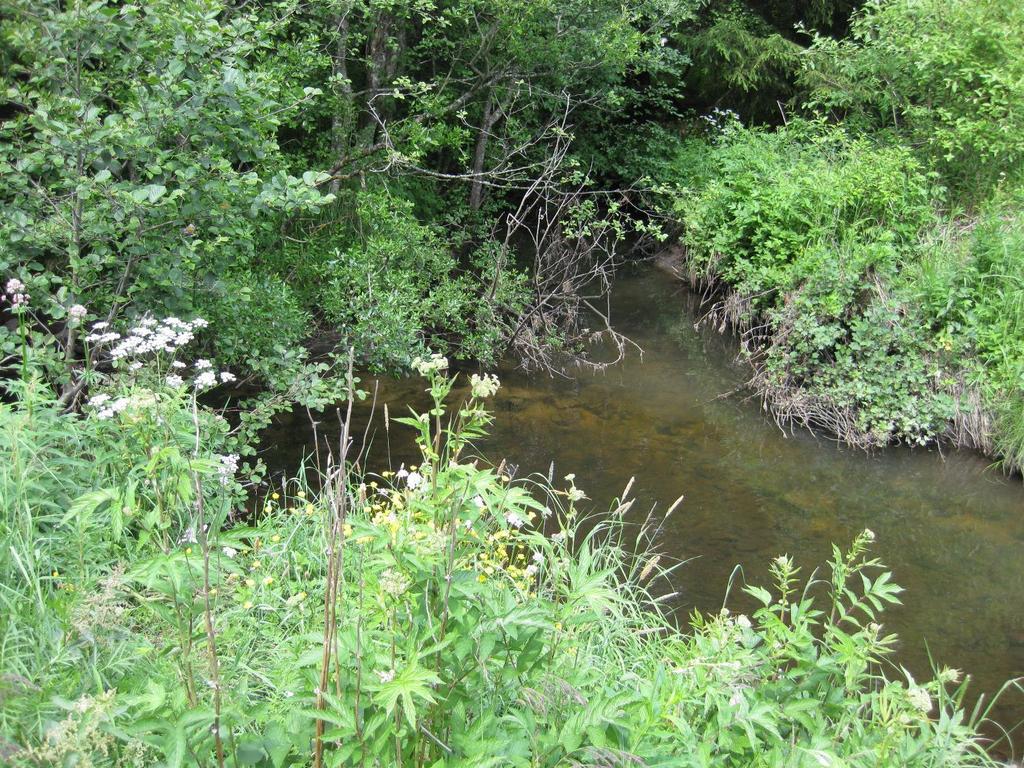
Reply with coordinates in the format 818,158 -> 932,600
262,265 -> 1024,744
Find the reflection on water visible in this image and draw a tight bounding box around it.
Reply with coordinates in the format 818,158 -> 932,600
262,266 -> 1024,740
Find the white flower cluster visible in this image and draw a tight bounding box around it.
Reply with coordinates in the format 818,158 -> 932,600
68,304 -> 87,324
83,316 -> 235,392
4,278 -> 29,308
907,686 -> 932,714
86,393 -> 130,420
86,316 -> 208,359
395,465 -> 424,490
469,373 -> 500,398
412,353 -> 448,376
379,568 -> 410,598
217,453 -> 240,486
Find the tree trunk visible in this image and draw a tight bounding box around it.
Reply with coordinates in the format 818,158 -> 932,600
469,90 -> 500,210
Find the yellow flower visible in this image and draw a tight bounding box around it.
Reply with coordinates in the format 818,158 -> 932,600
297,490 -> 306,499
262,576 -> 274,586
185,547 -> 192,555
245,578 -> 255,588
243,601 -> 253,609
51,570 -> 59,578
343,524 -> 353,537
251,560 -> 262,570
271,492 -> 280,501
477,574 -> 487,583
208,588 -> 218,597
356,535 -> 373,545
271,534 -> 281,543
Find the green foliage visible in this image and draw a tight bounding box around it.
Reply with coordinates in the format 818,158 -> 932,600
0,359 -> 1003,766
674,120 -> 957,445
0,0 -> 332,389
801,0 -> 1024,199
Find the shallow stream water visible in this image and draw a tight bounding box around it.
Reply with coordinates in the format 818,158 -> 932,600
263,266 -> 1024,745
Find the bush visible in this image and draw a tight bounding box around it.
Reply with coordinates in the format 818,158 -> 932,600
801,0 -> 1024,200
674,120 -> 955,446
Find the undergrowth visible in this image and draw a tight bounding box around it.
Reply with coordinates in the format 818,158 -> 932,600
0,323 -> 1009,766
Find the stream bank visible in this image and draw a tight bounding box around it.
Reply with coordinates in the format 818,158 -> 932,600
262,266 -> 1024,745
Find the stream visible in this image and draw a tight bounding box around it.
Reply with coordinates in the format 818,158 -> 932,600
262,265 -> 1024,743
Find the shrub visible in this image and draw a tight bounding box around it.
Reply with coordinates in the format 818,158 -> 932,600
674,120 -> 953,446
801,0 -> 1024,200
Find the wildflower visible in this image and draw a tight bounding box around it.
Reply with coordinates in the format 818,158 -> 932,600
406,471 -> 424,490
166,374 -> 184,387
262,576 -> 274,586
271,492 -> 280,500
179,527 -> 198,544
4,278 -> 28,307
379,568 -> 410,597
524,564 -> 538,578
469,373 -> 500,398
194,370 -> 217,389
908,687 -> 932,714
566,488 -> 586,502
196,359 -> 212,369
736,614 -> 752,629
217,454 -> 239,486
564,473 -> 575,482
283,690 -> 295,698
411,353 -> 449,376
396,466 -> 409,480
505,511 -> 524,528
297,490 -> 306,499
271,534 -> 281,544
245,578 -> 255,588
243,600 -> 253,609
171,360 -> 186,369
477,574 -> 487,583
222,546 -> 237,559
863,528 -> 876,543
472,495 -> 485,508
68,304 -> 87,323
88,393 -> 111,407
220,371 -> 236,384
377,669 -> 395,684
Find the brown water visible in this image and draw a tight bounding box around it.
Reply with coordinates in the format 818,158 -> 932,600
262,266 -> 1024,743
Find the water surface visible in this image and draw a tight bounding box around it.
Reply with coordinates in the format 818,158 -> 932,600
263,266 -> 1024,742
